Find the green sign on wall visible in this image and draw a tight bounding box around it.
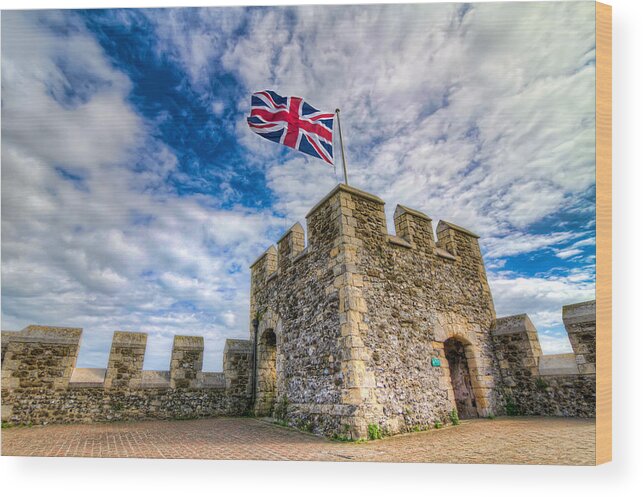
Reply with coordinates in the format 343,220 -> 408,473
431,357 -> 441,367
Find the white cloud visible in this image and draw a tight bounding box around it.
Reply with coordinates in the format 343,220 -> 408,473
554,236 -> 596,259
489,267 -> 595,323
266,155 -> 338,221
488,267 -> 595,353
555,248 -> 583,260
482,231 -> 579,259
147,7 -> 246,91
1,12 -> 141,171
222,310 -> 237,327
1,11 -> 281,370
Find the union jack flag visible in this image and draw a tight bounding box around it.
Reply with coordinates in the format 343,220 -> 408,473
247,90 -> 335,164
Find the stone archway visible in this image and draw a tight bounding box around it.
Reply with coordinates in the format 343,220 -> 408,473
444,337 -> 478,419
255,328 -> 277,416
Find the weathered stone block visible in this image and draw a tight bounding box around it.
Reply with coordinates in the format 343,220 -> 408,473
104,331 -> 147,389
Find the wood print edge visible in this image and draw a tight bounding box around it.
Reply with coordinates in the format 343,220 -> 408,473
595,0 -> 612,466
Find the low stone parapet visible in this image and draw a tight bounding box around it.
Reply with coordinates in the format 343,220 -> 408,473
1,326 -> 252,425
492,301 -> 596,417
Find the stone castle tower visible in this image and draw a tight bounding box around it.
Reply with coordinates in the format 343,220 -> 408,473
249,184 -> 504,439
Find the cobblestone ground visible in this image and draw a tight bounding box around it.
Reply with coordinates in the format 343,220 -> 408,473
1,417 -> 595,465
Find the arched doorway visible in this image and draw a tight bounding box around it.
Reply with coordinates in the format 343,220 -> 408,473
255,328 -> 277,416
444,338 -> 478,419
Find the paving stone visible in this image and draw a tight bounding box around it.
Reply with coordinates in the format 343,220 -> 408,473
1,416 -> 595,465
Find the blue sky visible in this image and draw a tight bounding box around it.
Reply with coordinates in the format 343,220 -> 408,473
1,2 -> 596,371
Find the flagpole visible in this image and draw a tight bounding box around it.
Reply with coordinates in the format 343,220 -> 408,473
335,108 -> 349,185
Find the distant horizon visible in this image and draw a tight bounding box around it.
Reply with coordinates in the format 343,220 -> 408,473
1,2 -> 596,371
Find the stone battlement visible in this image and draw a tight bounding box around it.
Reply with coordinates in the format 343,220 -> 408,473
492,300 -> 596,417
2,326 -> 248,391
250,184 -> 482,290
1,326 -> 252,425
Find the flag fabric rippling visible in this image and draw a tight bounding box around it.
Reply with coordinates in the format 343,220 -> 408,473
247,90 -> 334,164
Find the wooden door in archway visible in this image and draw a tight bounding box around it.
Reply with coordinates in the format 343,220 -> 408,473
255,329 -> 277,416
444,338 -> 478,419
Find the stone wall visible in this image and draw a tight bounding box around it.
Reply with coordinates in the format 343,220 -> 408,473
249,188 -> 348,436
249,184 -> 505,439
342,189 -> 504,434
1,326 -> 252,425
492,301 -> 596,417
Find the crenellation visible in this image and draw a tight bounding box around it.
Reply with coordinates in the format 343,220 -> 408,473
493,314 -> 543,387
493,307 -> 595,417
393,204 -> 435,251
12,325 -> 83,344
306,187 -> 342,248
436,220 -> 459,256
250,245 -> 278,287
170,335 -> 204,389
1,325 -> 81,391
436,220 -> 481,262
277,222 -> 306,271
563,300 -> 596,373
251,184 -> 491,303
223,338 -> 252,397
2,327 -> 252,425
104,331 -> 147,390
